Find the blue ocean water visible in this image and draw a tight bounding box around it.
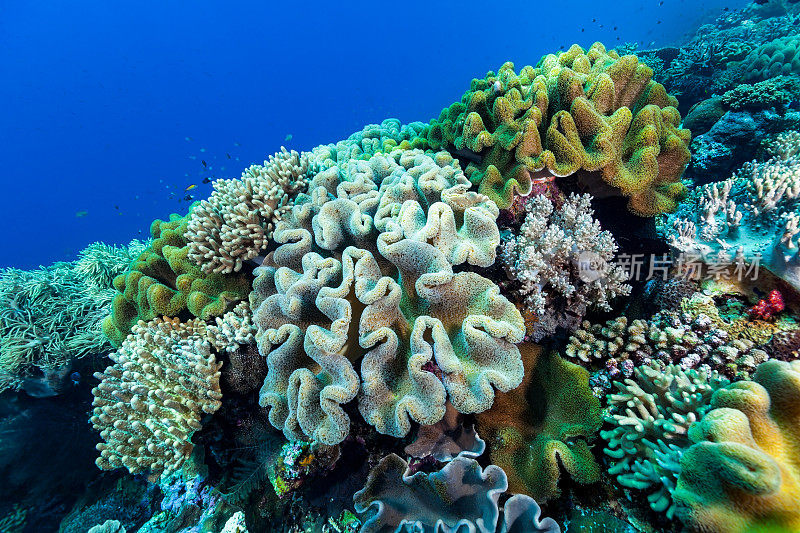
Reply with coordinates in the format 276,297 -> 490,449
0,0 -> 742,269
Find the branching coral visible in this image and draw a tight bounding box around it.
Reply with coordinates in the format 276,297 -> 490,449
565,308 -> 769,382
721,76 -> 800,110
91,317 -> 222,477
500,193 -> 630,340
601,363 -> 729,518
673,360 -> 800,533
353,453 -> 560,533
251,148 -> 523,445
207,300 -> 257,354
666,132 -> 800,290
185,148 -> 314,274
0,241 -> 143,392
476,345 -> 602,502
103,215 -> 251,346
426,42 -> 690,214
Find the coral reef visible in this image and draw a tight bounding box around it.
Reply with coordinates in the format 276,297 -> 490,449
207,300 -> 257,353
404,402 -> 486,463
102,215 -> 251,346
0,241 -> 143,392
476,345 -> 602,502
426,42 -> 690,215
353,453 -> 560,533
311,118 -> 429,170
91,317 -> 222,477
185,148 -> 313,274
673,360 -> 800,532
738,34 -> 800,82
667,131 -> 800,290
601,363 -> 729,518
500,193 -> 630,340
721,76 -> 800,111
252,148 -> 524,444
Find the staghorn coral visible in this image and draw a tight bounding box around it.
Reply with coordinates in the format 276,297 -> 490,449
207,300 -> 257,353
0,241 -> 143,392
311,118 -> 429,170
601,363 -> 729,519
185,148 -> 314,274
476,345 -> 602,502
251,148 -> 523,445
426,42 -> 690,214
102,214 -> 251,346
353,453 -> 560,533
500,193 -> 630,341
673,360 -> 800,533
91,317 -> 222,477
666,133 -> 800,291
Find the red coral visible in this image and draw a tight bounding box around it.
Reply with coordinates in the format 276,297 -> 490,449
748,290 -> 785,321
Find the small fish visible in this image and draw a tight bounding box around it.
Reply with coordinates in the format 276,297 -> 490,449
581,28 -> 585,32
200,147 -> 207,152
613,26 -> 618,30
75,210 -> 88,218
722,6 -> 729,10
592,18 -> 596,22
114,205 -> 119,210
185,136 -> 192,142
185,184 -> 197,191
184,194 -> 194,201
657,20 -> 661,24
659,1 -> 663,4
233,142 -> 240,147
70,371 -> 81,385
285,134 -> 293,141
226,153 -> 231,159
201,160 -> 207,167
169,192 -> 176,198
202,177 -> 211,184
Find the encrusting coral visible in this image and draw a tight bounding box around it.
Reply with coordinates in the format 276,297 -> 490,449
476,345 -> 602,502
91,317 -> 223,478
673,359 -> 800,533
500,193 -> 630,340
353,453 -> 560,533
251,148 -> 524,445
601,363 -> 729,519
102,214 -> 251,346
426,42 -> 690,215
185,148 -> 314,275
667,130 -> 800,290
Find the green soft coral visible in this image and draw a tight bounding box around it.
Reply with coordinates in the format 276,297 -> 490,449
102,214 -> 251,346
673,360 -> 800,533
476,346 -> 603,502
427,42 -> 690,215
251,148 -> 524,445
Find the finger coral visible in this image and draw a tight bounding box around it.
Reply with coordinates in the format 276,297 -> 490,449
738,35 -> 800,83
673,359 -> 800,533
251,148 -> 524,444
426,42 -> 690,214
206,300 -> 257,354
601,363 -> 729,518
91,316 -> 223,477
353,453 -> 560,533
666,132 -> 800,291
476,345 -> 602,502
102,215 -> 251,346
185,148 -> 314,274
500,193 -> 630,340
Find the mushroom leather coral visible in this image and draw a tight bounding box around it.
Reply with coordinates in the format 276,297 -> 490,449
476,345 -> 602,502
673,360 -> 800,533
427,42 -> 690,215
102,214 -> 251,346
251,149 -> 524,445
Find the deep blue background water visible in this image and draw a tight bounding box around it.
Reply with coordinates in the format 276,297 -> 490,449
1,0 -> 746,269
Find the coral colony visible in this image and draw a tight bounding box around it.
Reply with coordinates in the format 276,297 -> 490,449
8,5 -> 800,529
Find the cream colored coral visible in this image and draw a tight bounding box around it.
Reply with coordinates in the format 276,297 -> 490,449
186,148 -> 311,274
207,300 -> 256,353
91,317 -> 222,476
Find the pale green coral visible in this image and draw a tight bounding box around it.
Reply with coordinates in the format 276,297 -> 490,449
0,241 -> 143,392
601,363 -> 729,518
251,148 -> 523,444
